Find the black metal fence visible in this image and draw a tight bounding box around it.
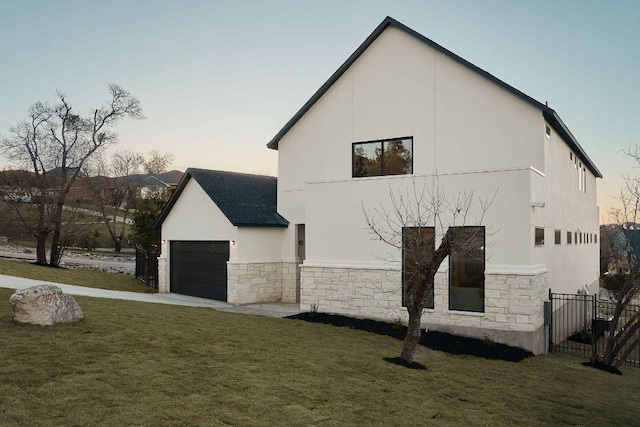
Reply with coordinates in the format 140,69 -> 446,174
135,246 -> 159,290
549,290 -> 640,368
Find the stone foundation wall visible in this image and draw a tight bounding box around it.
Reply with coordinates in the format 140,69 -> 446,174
227,261 -> 300,305
157,257 -> 167,293
300,266 -> 548,354
280,262 -> 299,303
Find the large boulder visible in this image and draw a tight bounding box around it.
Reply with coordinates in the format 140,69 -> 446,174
9,285 -> 83,325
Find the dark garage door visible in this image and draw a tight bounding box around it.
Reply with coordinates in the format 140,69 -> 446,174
170,241 -> 229,301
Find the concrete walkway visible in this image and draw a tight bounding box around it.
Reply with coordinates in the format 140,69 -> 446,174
0,274 -> 301,318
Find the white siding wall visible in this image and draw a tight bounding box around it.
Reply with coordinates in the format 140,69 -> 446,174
236,227 -> 285,262
303,171 -> 532,270
161,179 -> 237,245
531,125 -> 600,294
276,26 -> 547,271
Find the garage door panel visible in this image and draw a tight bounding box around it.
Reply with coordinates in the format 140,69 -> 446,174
170,241 -> 229,301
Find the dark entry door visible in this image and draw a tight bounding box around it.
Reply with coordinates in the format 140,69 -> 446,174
170,241 -> 229,301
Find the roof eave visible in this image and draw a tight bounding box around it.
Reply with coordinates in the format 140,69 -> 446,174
543,109 -> 602,178
234,222 -> 289,228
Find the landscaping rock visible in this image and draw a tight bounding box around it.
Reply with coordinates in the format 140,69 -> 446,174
9,285 -> 83,325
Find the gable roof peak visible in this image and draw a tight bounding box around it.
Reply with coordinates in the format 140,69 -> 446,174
154,168 -> 288,229
266,16 -> 601,178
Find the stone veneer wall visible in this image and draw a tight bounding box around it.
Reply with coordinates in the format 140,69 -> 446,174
227,262 -> 299,305
157,257 -> 167,293
300,266 -> 549,354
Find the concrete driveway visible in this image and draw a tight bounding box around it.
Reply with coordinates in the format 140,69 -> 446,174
0,274 -> 301,318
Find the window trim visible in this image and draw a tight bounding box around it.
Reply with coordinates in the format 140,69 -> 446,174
352,136 -> 413,178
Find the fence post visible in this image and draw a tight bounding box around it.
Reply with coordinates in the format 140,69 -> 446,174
548,289 -> 553,352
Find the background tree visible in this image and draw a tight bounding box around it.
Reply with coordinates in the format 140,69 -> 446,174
600,224 -> 624,277
596,144 -> 640,368
143,150 -> 174,175
89,149 -> 145,252
130,199 -> 163,250
0,84 -> 143,265
363,178 -> 495,364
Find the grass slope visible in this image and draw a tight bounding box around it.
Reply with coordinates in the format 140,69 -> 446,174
0,259 -> 152,293
0,288 -> 638,426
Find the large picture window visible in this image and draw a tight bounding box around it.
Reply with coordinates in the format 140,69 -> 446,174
353,137 -> 413,177
449,226 -> 485,312
402,227 -> 434,309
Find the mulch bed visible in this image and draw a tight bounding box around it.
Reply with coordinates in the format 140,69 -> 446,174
581,361 -> 622,375
287,312 -> 533,362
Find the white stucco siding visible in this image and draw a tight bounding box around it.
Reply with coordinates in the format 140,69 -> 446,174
531,125 -> 599,294
276,26 -> 549,245
277,65 -> 353,193
235,227 -> 285,262
434,52 -> 544,174
303,170 -> 531,270
350,26 -> 435,174
160,178 -> 238,260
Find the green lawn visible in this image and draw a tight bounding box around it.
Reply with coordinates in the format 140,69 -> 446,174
0,259 -> 153,293
0,288 -> 638,426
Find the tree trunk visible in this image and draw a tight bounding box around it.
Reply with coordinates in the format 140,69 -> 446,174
114,238 -> 122,253
49,227 -> 62,267
400,305 -> 423,363
35,232 -> 48,265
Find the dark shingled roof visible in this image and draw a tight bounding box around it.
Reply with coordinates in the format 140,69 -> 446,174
266,16 -> 602,179
154,168 -> 289,229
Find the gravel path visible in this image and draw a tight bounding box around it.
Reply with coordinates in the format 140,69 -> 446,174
0,244 -> 135,275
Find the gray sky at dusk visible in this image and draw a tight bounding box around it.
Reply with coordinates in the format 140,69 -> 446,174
0,0 -> 638,222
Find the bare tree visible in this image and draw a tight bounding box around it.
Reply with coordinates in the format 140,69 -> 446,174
143,150 -> 174,175
88,149 -> 145,252
598,144 -> 640,368
363,177 -> 496,364
0,84 -> 143,265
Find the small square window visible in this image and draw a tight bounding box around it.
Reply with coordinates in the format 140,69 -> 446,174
554,229 -> 561,245
535,227 -> 545,246
567,231 -> 572,244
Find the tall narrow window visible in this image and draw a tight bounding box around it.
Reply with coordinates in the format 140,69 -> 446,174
535,227 -> 545,246
353,137 -> 413,177
402,227 -> 435,309
449,226 -> 485,312
567,231 -> 572,245
555,230 -> 561,245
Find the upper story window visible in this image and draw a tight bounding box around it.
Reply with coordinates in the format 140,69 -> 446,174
545,125 -> 551,138
353,137 -> 413,178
